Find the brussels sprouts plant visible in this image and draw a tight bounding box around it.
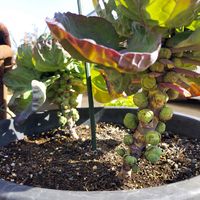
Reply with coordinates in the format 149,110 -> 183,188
3,33 -> 86,139
46,0 -> 200,177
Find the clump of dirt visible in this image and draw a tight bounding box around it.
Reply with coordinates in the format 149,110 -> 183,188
0,122 -> 200,191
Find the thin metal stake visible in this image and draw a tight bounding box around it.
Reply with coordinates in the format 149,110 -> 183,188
77,0 -> 82,15
77,0 -> 96,150
85,62 -> 96,150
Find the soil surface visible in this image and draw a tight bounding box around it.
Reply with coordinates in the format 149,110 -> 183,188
0,122 -> 200,191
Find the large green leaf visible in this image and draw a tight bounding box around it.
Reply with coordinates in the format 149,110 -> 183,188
114,0 -> 200,28
14,80 -> 47,125
3,66 -> 41,93
127,23 -> 161,52
98,67 -> 131,94
93,65 -> 141,97
93,0 -> 133,36
145,0 -> 200,27
173,28 -> 200,49
114,0 -> 148,22
8,91 -> 32,114
32,34 -> 70,72
91,67 -> 121,103
187,14 -> 200,30
166,31 -> 192,48
16,43 -> 35,69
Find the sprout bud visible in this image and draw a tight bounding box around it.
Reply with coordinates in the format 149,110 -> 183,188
125,84 -> 141,96
132,164 -> 139,173
156,122 -> 166,134
150,62 -> 165,72
133,92 -> 148,108
150,91 -> 168,109
138,109 -> 154,124
173,58 -> 182,68
124,155 -> 137,166
173,52 -> 183,58
164,71 -> 179,83
167,89 -> 179,100
116,148 -> 126,157
158,48 -> 172,59
123,113 -> 138,129
141,75 -> 157,91
59,116 -> 67,126
145,130 -> 161,145
144,146 -> 162,164
159,106 -> 173,121
124,135 -> 134,145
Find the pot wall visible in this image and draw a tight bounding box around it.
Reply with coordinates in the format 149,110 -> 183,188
0,107 -> 200,200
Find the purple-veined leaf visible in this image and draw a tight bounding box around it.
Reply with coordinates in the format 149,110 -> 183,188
159,82 -> 191,97
46,12 -> 161,73
173,68 -> 200,78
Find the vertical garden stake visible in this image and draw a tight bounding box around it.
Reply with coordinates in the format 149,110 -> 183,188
77,0 -> 96,150
85,62 -> 96,150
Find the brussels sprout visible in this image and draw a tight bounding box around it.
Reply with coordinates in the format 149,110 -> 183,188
149,62 -> 165,73
159,106 -> 173,121
150,91 -> 168,109
70,108 -> 79,121
124,155 -> 137,166
132,164 -> 140,173
167,89 -> 179,100
69,96 -> 79,107
116,148 -> 126,157
138,109 -> 154,124
158,48 -> 172,59
141,75 -> 157,91
163,71 -> 179,83
125,84 -> 141,96
145,130 -> 161,145
59,116 -> 67,126
156,122 -> 166,134
144,146 -> 162,164
172,58 -> 182,68
133,92 -> 148,108
123,113 -> 138,129
124,134 -> 134,145
61,99 -> 70,107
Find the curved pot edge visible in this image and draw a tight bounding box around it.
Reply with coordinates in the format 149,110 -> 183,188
1,176 -> 200,200
0,107 -> 199,200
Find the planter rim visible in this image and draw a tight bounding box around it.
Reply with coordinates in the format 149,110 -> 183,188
0,107 -> 200,200
103,106 -> 200,121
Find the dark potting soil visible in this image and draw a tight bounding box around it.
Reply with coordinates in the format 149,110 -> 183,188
0,122 -> 200,191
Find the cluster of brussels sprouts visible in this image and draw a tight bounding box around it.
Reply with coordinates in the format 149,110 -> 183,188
116,43 -> 200,174
115,31 -> 200,174
117,50 -> 179,171
118,92 -> 173,171
47,69 -> 85,138
119,106 -> 172,165
4,33 -> 86,139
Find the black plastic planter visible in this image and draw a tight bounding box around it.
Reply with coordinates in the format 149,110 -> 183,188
0,107 -> 200,200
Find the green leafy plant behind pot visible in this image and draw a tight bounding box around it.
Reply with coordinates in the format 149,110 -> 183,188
3,33 -> 86,138
46,0 -> 200,177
